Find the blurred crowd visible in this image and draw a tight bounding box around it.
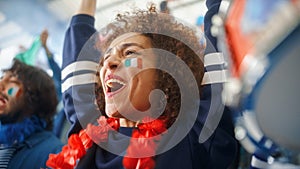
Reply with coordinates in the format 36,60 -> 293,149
0,0 -> 299,169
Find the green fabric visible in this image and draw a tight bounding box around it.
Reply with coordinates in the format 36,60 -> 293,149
15,37 -> 41,66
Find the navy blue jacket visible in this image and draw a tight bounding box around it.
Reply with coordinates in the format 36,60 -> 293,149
8,131 -> 63,169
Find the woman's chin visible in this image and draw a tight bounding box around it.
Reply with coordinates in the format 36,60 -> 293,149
106,111 -> 123,118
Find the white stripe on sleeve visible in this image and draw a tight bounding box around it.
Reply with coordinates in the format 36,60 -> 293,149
61,61 -> 98,80
201,70 -> 228,85
204,52 -> 225,67
61,73 -> 97,93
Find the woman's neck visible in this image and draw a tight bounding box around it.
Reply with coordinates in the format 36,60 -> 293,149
119,118 -> 138,127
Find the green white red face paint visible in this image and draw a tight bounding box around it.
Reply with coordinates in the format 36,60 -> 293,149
7,87 -> 19,97
124,58 -> 142,69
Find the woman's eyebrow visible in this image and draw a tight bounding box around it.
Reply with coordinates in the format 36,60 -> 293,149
105,42 -> 145,55
104,48 -> 112,55
120,43 -> 145,49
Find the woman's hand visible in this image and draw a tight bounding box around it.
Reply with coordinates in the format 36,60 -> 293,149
77,0 -> 97,16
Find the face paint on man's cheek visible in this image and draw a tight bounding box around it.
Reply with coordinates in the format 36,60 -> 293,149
7,87 -> 20,97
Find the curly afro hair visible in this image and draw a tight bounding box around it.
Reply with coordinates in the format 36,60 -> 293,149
95,5 -> 205,127
3,59 -> 58,130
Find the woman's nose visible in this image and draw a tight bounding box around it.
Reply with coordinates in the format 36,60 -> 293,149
104,51 -> 122,71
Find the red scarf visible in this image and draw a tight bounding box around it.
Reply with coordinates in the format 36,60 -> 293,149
46,116 -> 166,169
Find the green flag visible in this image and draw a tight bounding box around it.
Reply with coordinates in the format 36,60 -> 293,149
15,36 -> 41,66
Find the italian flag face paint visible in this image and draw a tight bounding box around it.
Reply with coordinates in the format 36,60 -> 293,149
7,87 -> 19,97
124,58 -> 142,69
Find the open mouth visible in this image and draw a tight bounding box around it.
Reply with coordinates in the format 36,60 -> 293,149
0,97 -> 7,109
105,78 -> 126,96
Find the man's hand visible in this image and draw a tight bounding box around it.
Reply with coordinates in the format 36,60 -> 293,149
40,29 -> 49,48
40,29 -> 52,58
